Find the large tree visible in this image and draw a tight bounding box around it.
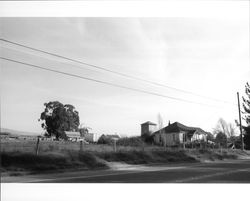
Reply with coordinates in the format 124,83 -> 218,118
39,101 -> 80,140
242,82 -> 250,149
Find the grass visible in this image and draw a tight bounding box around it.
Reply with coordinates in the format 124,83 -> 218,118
1,138 -> 248,174
186,148 -> 241,161
1,151 -> 107,173
0,149 -> 196,173
97,150 -> 196,164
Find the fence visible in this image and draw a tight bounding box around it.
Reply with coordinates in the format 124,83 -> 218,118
0,137 -> 233,156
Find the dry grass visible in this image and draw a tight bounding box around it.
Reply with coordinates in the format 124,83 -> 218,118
1,139 -> 247,174
0,139 -> 196,173
0,139 -> 169,153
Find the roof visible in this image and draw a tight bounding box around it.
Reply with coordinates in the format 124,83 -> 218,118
65,131 -> 80,138
153,122 -> 208,136
141,121 -> 157,125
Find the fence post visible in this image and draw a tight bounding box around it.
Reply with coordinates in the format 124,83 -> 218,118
142,141 -> 144,151
80,140 -> 83,152
113,139 -> 117,152
35,136 -> 40,156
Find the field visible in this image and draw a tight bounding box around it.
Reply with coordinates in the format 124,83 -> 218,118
1,138 -> 248,175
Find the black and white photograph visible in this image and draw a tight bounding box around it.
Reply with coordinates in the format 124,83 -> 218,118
0,0 -> 250,200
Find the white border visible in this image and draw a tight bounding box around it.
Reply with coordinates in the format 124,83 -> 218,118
1,183 -> 250,201
0,1 -> 248,18
1,1 -> 249,201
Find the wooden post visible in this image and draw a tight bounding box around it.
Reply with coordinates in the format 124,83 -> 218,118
114,139 -> 117,152
237,92 -> 244,150
80,140 -> 83,152
35,136 -> 40,156
183,133 -> 186,150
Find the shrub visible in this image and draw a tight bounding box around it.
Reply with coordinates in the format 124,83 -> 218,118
116,137 -> 143,147
97,135 -> 113,145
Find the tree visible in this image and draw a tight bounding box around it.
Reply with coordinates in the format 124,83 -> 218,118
213,118 -> 238,141
242,82 -> 250,124
215,132 -> 227,148
39,101 -> 80,140
97,135 -> 113,145
79,123 -> 92,138
157,113 -> 165,146
242,82 -> 250,149
213,118 -> 229,136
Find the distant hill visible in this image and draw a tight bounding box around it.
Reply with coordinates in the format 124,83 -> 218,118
0,128 -> 40,137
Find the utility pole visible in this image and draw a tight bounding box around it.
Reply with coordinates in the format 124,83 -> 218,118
237,92 -> 244,150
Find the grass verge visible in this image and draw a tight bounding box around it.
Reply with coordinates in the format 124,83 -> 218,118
0,151 -> 107,173
1,148 -> 247,175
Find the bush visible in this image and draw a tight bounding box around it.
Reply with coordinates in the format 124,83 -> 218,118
97,135 -> 113,145
116,137 -> 143,147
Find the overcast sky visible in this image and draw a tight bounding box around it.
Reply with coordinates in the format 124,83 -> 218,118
1,12 -> 249,136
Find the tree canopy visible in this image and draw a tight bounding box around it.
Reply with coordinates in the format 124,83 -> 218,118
215,132 -> 227,147
243,82 -> 250,124
242,82 -> 250,149
39,101 -> 80,140
213,118 -> 237,140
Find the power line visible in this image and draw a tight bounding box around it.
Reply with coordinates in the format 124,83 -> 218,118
1,56 -> 224,108
0,38 -> 235,105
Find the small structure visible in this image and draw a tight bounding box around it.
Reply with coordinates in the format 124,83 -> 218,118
65,131 -> 82,142
0,132 -> 10,140
152,122 -> 208,147
97,134 -> 120,144
105,134 -> 120,141
141,121 -> 157,137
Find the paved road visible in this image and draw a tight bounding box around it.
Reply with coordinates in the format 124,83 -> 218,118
2,160 -> 250,183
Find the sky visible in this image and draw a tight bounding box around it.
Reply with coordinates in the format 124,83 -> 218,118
0,9 -> 249,136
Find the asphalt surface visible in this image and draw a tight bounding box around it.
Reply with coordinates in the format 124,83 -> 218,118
2,159 -> 250,183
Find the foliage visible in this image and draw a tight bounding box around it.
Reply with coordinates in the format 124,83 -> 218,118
242,82 -> 250,124
116,136 -> 144,146
243,126 -> 250,150
79,127 -> 89,138
39,101 -> 80,140
207,132 -> 215,142
213,118 -> 237,139
242,82 -> 250,149
97,135 -> 114,145
215,132 -> 227,147
141,133 -> 154,144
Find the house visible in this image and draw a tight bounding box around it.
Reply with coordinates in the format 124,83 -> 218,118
141,121 -> 208,147
65,131 -> 83,142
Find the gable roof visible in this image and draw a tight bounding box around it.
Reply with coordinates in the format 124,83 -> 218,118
65,131 -> 80,138
101,134 -> 120,139
153,122 -> 208,135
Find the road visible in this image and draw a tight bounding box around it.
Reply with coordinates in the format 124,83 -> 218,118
2,159 -> 250,183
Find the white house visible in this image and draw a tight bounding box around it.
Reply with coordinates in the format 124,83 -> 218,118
142,121 -> 208,147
